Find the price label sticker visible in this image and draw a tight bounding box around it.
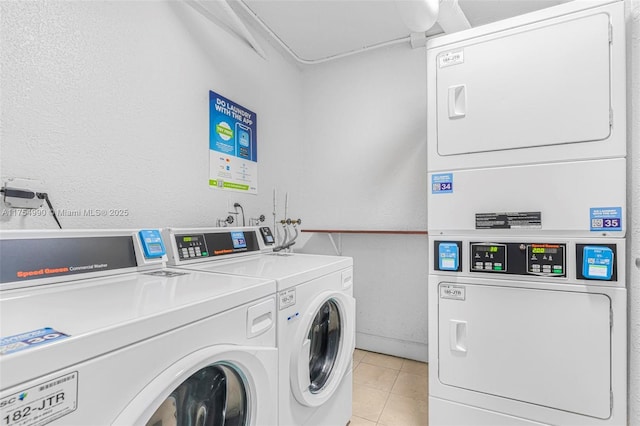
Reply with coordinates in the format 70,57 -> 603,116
1,329 -> 69,356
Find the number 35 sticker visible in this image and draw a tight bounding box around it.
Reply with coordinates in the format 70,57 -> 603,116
0,328 -> 69,356
590,207 -> 622,232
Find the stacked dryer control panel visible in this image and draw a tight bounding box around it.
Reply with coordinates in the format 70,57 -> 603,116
426,1 -> 627,425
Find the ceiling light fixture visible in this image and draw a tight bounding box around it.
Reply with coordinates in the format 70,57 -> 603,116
395,0 -> 440,33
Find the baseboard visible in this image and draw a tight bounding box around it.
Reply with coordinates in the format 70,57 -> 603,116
356,332 -> 428,362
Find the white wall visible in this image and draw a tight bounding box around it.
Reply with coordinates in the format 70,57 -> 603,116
301,233 -> 429,361
297,43 -> 429,361
0,1 -> 303,230
298,43 -> 427,231
627,0 -> 640,424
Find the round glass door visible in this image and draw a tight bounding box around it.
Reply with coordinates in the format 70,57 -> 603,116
307,299 -> 342,394
146,363 -> 248,426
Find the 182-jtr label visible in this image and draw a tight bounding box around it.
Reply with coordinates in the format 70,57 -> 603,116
440,285 -> 466,301
278,289 -> 296,310
0,372 -> 78,426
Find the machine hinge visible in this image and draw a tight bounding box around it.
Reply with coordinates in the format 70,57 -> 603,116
610,109 -> 613,127
611,390 -> 614,410
610,306 -> 613,329
609,23 -> 613,43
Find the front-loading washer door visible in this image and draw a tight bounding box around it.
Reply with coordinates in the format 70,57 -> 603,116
147,363 -> 246,426
290,291 -> 355,407
113,346 -> 277,426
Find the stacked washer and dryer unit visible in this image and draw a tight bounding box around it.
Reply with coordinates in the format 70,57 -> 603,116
161,226 -> 355,426
427,1 -> 628,425
0,229 -> 278,425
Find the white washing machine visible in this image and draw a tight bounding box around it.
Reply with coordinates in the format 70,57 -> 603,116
162,226 -> 355,426
0,229 -> 278,426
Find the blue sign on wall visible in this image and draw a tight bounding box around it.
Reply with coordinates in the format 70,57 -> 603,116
209,91 -> 258,193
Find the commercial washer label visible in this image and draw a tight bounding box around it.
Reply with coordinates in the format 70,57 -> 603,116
440,285 -> 465,301
0,328 -> 69,356
0,372 -> 78,426
278,289 -> 296,310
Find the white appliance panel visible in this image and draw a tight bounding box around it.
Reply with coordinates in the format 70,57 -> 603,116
429,397 -> 549,425
428,158 -> 626,236
438,282 -> 611,419
0,302 -> 277,426
427,0 -> 626,171
0,269 -> 275,389
436,13 -> 610,156
174,252 -> 352,291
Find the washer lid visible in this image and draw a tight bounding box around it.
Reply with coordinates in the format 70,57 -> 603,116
0,269 -> 275,388
179,253 -> 352,291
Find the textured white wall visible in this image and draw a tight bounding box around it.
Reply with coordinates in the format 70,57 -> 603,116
627,0 -> 640,423
0,1 -> 303,230
300,232 -> 429,361
298,43 -> 427,231
297,44 -> 429,361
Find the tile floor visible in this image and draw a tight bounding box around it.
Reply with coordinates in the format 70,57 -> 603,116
350,349 -> 428,426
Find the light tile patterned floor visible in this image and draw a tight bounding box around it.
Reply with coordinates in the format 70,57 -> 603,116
351,349 -> 428,426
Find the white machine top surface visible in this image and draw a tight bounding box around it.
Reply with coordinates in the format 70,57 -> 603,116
0,268 -> 275,389
178,252 -> 352,291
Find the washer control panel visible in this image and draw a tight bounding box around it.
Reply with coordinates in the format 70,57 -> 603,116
176,234 -> 208,259
471,243 -> 507,272
470,242 -> 566,278
433,239 -> 619,282
174,230 -> 261,261
526,244 -> 565,276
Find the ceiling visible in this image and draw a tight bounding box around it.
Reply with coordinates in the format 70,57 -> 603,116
238,0 -> 574,62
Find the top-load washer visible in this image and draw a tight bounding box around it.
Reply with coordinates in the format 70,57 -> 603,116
0,229 -> 278,426
162,226 -> 355,426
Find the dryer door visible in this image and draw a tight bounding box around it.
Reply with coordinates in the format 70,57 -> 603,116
290,291 -> 355,407
113,346 -> 277,426
438,282 -> 612,419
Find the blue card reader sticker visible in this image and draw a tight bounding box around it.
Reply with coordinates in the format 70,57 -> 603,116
432,173 -> 453,194
438,242 -> 459,271
139,229 -> 166,258
582,246 -> 614,280
1,328 -> 69,355
590,207 -> 622,231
